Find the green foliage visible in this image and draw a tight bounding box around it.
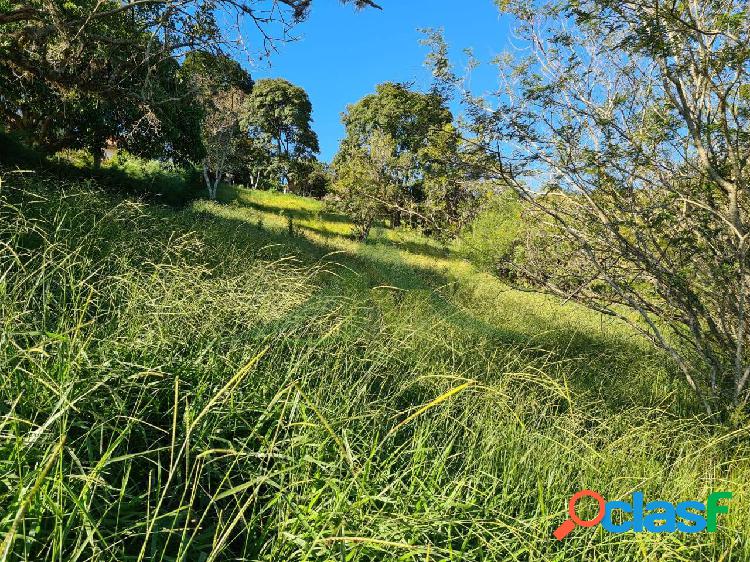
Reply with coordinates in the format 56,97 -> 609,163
448,0 -> 750,413
182,51 -> 255,199
1,134 -> 201,204
290,158 -> 331,198
333,82 -> 475,235
104,151 -> 201,198
242,78 -> 320,192
0,3 -> 205,162
1,172 -> 748,561
182,51 -> 254,95
458,189 -> 523,275
56,149 -> 202,204
1,1 -> 366,182
0,0 -> 376,105
331,130 -> 402,240
419,125 -> 480,237
340,82 -> 451,155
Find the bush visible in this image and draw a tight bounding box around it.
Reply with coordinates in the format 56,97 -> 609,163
1,133 -> 202,205
0,130 -> 47,168
457,189 -> 523,276
56,149 -> 203,205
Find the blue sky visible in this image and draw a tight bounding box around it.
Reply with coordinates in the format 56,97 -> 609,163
250,1 -> 514,162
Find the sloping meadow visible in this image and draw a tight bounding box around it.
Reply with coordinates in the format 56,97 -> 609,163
1,173 -> 748,561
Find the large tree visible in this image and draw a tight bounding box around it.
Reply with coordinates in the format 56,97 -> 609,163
242,78 -> 319,192
0,0 -> 378,157
337,83 -> 451,225
432,0 -> 750,414
333,82 -> 475,234
1,53 -> 203,164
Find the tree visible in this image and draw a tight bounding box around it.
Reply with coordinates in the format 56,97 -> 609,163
290,158 -> 331,198
182,51 -> 253,199
334,81 -> 478,235
336,82 -> 454,227
435,1 -> 750,414
199,89 -> 247,200
331,130 -> 404,240
0,25 -> 203,164
0,0 -> 380,99
419,125 -> 482,238
242,78 -> 319,192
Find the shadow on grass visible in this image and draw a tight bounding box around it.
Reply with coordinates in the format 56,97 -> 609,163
218,186 -> 351,226
219,187 -> 453,261
189,203 -> 443,292
367,237 -> 450,260
189,203 -> 696,415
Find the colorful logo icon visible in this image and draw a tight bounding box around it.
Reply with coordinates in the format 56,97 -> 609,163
553,490 -> 732,540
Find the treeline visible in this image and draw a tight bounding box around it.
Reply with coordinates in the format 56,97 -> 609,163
0,0 -> 379,201
1,0 -> 491,237
1,46 -> 326,201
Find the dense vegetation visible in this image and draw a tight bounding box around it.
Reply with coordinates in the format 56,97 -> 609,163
331,82 -> 477,240
3,0 -> 750,559
1,170 -> 748,561
0,0 -> 353,200
439,0 -> 750,414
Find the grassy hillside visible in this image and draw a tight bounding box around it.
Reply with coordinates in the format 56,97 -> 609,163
2,172 -> 749,561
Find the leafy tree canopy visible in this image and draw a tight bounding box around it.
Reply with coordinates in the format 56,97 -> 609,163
243,78 -> 319,158
0,0 -> 378,100
333,82 -> 477,235
181,51 -> 254,96
339,82 -> 452,159
0,0 -> 376,162
242,78 -> 320,190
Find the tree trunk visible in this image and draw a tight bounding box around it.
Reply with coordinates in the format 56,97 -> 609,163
203,165 -> 212,198
359,217 -> 374,241
249,170 -> 261,190
203,165 -> 221,200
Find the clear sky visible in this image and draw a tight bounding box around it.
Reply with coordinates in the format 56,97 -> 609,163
250,1 -> 514,162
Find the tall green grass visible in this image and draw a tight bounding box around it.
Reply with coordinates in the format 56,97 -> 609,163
1,172 -> 749,561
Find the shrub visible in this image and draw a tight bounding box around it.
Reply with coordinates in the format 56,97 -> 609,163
457,189 -> 523,276
1,133 -> 202,205
103,150 -> 201,202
